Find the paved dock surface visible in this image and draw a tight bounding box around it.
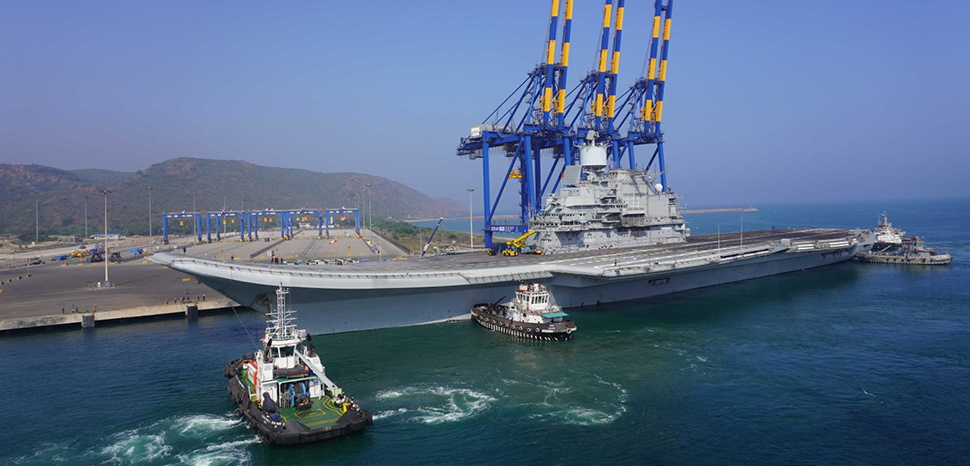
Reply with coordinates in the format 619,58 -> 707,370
0,258 -> 232,327
0,228 -> 407,331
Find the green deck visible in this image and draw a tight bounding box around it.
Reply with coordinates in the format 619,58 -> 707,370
240,366 -> 345,428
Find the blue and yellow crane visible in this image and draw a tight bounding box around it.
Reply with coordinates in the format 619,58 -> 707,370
458,0 -> 676,249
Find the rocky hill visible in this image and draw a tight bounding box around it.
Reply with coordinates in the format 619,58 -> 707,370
0,158 -> 465,237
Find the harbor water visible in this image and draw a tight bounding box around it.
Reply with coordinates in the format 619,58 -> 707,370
3,198 -> 969,465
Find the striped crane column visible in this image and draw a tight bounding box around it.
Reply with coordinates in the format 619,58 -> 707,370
605,0 -> 625,130
606,0 -> 625,167
555,0 -> 574,132
556,0 -> 575,166
655,0 -> 674,190
641,1 -> 665,127
593,0 -> 613,130
541,0 -> 561,129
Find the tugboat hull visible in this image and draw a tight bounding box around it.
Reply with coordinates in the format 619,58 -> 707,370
225,358 -> 372,446
471,304 -> 576,341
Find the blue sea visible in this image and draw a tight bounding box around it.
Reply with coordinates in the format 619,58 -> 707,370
2,198 -> 968,465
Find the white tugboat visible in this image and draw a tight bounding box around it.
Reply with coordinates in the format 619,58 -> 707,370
224,286 -> 371,445
873,212 -> 906,250
471,283 -> 577,341
857,236 -> 952,265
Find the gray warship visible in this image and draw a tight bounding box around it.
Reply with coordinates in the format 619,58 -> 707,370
150,1 -> 874,335
152,144 -> 874,334
530,138 -> 689,253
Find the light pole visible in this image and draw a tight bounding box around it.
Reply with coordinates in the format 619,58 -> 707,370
192,192 -> 197,239
35,199 -> 39,244
740,216 -> 744,249
147,186 -> 153,252
365,183 -> 372,237
467,188 -> 474,250
101,189 -> 111,287
84,199 -> 88,240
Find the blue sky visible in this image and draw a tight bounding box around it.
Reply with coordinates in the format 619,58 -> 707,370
1,0 -> 968,210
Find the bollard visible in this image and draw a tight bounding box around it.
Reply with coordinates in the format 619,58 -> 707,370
81,314 -> 95,328
186,304 -> 199,320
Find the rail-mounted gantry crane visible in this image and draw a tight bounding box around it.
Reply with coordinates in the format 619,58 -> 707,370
457,0 -> 676,249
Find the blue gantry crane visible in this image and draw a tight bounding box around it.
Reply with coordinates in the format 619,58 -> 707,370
162,208 -> 360,244
457,0 -> 675,249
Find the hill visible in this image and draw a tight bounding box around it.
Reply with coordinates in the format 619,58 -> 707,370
0,158 -> 465,237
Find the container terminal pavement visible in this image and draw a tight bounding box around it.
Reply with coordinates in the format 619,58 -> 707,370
0,228 -> 400,331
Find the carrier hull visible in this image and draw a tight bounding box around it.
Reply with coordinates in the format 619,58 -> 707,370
153,228 -> 873,335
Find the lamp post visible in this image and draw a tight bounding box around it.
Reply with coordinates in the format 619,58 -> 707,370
35,199 -> 39,244
147,186 -> 153,253
101,189 -> 111,287
467,188 -> 474,250
192,192 -> 197,239
365,183 -> 372,237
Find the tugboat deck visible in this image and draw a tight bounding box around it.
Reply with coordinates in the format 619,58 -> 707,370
240,366 -> 345,428
281,397 -> 345,428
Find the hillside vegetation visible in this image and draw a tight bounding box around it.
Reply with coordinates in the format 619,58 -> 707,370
0,158 -> 464,237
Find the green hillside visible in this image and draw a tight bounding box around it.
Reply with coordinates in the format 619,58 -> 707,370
0,158 -> 465,237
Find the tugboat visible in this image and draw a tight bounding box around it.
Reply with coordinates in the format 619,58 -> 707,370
857,236 -> 952,265
224,286 -> 372,445
873,211 -> 906,250
471,283 -> 577,341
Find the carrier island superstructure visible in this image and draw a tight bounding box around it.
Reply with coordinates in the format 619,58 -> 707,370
152,0 -> 874,334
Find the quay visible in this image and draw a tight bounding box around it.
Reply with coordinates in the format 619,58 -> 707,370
0,227 -> 406,333
0,299 -> 240,331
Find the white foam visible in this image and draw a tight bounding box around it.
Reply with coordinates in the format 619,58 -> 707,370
101,433 -> 172,463
176,450 -> 250,466
373,407 -> 410,421
523,376 -> 628,426
176,436 -> 256,466
375,389 -> 405,400
175,414 -> 242,436
375,386 -> 496,424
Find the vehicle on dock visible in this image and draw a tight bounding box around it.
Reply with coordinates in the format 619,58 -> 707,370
224,286 -> 371,445
471,283 -> 576,341
488,230 -> 542,256
857,236 -> 951,265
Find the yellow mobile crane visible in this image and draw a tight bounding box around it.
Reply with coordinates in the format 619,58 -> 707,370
489,230 -> 542,256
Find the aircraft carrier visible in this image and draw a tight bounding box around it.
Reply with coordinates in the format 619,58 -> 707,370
152,1 -> 876,334
152,153 -> 874,334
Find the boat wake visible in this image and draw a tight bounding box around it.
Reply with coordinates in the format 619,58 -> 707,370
517,375 -> 629,426
12,413 -> 255,466
374,386 -> 497,424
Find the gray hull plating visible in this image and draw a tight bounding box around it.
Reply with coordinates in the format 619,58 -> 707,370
157,229 -> 870,334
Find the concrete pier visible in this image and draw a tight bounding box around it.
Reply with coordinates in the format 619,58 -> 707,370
0,299 -> 242,331
186,304 -> 199,320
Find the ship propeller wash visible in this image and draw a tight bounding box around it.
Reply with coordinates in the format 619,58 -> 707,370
224,286 -> 371,445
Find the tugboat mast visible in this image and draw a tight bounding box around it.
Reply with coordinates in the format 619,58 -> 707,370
267,286 -> 297,341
